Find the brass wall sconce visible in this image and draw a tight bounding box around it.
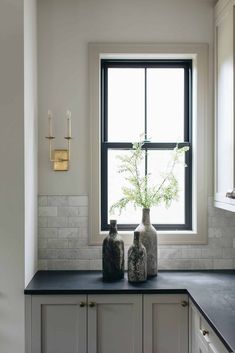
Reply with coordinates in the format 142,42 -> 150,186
45,110 -> 72,171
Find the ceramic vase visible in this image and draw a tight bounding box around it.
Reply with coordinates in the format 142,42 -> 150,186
135,208 -> 158,277
102,220 -> 124,281
128,231 -> 147,283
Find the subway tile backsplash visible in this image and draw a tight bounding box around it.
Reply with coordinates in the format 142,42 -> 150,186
38,195 -> 235,270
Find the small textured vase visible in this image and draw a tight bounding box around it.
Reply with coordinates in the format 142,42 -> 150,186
102,220 -> 124,282
128,231 -> 147,283
135,208 -> 158,277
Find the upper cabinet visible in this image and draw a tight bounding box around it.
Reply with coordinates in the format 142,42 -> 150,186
214,0 -> 235,211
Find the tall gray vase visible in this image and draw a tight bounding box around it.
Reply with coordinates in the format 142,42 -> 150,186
135,208 -> 158,277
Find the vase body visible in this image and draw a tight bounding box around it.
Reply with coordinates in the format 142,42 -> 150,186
102,220 -> 124,281
135,208 -> 158,277
128,231 -> 147,283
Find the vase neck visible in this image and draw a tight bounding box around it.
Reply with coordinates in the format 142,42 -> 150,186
142,208 -> 150,225
133,231 -> 141,246
109,220 -> 118,237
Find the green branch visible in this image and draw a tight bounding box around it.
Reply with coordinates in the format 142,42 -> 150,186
109,138 -> 189,215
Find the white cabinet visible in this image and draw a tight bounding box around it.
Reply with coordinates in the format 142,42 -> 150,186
197,335 -> 209,353
29,294 -> 142,353
189,301 -> 200,353
143,294 -> 188,353
27,294 -> 232,353
214,0 -> 235,211
189,300 -> 230,353
31,295 -> 87,353
87,294 -> 142,353
27,293 -> 188,353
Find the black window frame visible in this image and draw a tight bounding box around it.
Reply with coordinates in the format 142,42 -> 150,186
101,59 -> 192,231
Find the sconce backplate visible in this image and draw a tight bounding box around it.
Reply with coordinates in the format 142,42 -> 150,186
53,149 -> 69,171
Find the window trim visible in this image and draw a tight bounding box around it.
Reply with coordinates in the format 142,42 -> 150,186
100,59 -> 193,231
88,42 -> 208,245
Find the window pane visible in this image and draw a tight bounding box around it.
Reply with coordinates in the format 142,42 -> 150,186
108,68 -> 145,142
107,149 -> 185,225
108,149 -> 143,223
147,68 -> 184,142
148,150 -> 185,224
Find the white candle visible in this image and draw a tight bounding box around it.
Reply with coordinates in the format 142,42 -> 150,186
48,110 -> 53,137
66,110 -> 72,137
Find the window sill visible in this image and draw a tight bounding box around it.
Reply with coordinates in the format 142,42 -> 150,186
89,230 -> 207,246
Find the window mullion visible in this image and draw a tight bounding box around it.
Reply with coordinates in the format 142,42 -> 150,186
144,67 -> 147,141
144,67 -> 148,206
144,67 -> 148,190
101,143 -> 108,228
184,66 -> 189,141
103,142 -> 190,149
101,64 -> 108,143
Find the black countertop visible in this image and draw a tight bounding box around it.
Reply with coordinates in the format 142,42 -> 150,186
25,270 -> 235,352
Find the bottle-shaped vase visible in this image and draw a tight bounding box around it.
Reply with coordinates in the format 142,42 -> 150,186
128,231 -> 147,283
135,208 -> 158,277
102,220 -> 124,281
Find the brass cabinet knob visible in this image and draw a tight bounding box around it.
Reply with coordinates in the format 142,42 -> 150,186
79,301 -> 86,307
181,300 -> 188,307
203,330 -> 209,336
89,302 -> 96,308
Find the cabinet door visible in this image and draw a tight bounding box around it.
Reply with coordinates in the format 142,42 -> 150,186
198,335 -> 209,353
143,294 -> 188,353
208,344 -> 219,353
209,342 -> 229,353
87,294 -> 142,353
215,0 -> 235,211
32,295 -> 86,353
189,300 -> 200,353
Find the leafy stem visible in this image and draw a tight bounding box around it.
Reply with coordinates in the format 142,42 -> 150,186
109,138 -> 189,215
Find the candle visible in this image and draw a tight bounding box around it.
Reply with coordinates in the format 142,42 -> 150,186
48,110 -> 53,137
66,110 -> 72,138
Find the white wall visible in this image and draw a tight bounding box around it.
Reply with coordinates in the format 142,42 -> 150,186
37,0 -> 233,271
0,1 -> 25,352
38,0 -> 215,196
24,0 -> 38,287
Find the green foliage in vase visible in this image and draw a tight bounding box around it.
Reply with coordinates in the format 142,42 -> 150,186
110,140 -> 189,214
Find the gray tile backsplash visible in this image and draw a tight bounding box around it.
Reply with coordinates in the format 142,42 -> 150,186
38,195 -> 235,270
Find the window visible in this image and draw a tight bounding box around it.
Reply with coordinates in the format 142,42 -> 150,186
89,43 -> 208,245
101,59 -> 192,231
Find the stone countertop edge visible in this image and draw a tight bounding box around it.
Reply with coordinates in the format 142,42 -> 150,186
24,270 -> 235,353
